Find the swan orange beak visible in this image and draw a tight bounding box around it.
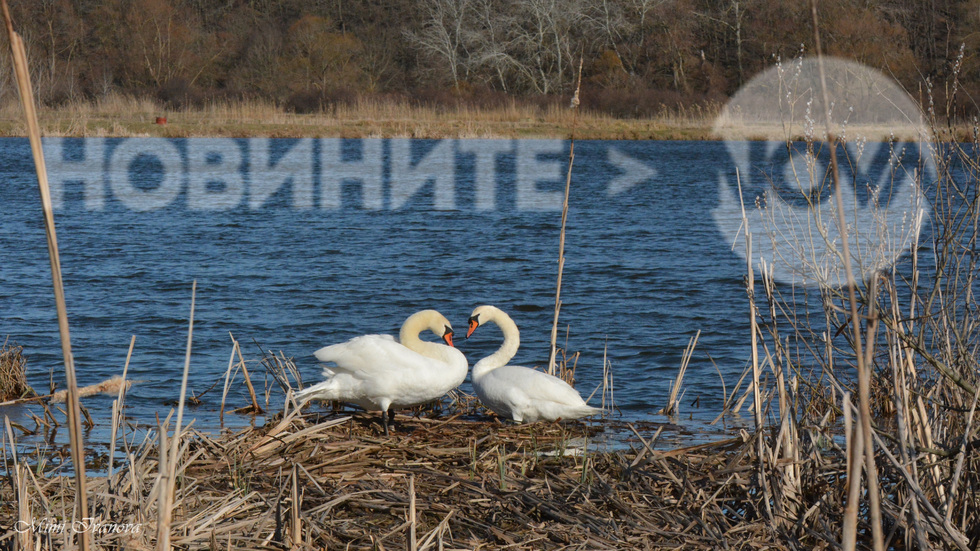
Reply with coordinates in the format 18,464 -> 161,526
466,318 -> 479,339
442,327 -> 455,347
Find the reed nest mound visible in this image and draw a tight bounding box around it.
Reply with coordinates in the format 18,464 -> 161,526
0,402 -> 781,551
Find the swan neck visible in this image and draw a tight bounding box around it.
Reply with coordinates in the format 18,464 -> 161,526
473,310 -> 520,380
399,321 -> 423,351
399,310 -> 455,363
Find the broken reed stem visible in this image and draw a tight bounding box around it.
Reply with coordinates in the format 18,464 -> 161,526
1,2 -> 90,548
5,416 -> 30,551
408,474 -> 417,551
291,464 -> 301,545
231,333 -> 262,413
548,56 -> 583,376
158,280 -> 197,551
218,339 -> 236,428
605,345 -> 614,415
663,331 -> 699,416
0,375 -> 128,406
810,4 -> 883,549
108,336 -> 137,480
601,341 -> 608,412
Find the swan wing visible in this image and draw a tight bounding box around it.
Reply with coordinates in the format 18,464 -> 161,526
495,365 -> 591,406
314,334 -> 442,378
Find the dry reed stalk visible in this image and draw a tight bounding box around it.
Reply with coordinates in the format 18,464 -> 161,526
408,474 -> 417,551
841,393 -> 862,550
290,464 -> 301,545
154,414 -> 170,546
157,280 -> 197,550
1,3 -> 90,548
5,417 -> 30,551
219,342 -> 238,427
604,348 -> 614,415
870,430 -> 972,550
732,169 -> 764,437
810,5 -> 883,548
595,342 -> 614,413
885,283 -> 929,548
759,261 -> 802,522
661,331 -> 698,416
944,387 -> 980,520
230,333 -> 261,413
547,57 -> 583,376
108,336 -> 137,481
736,168 -> 770,526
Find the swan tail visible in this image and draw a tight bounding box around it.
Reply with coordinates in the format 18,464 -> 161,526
294,378 -> 344,404
557,404 -> 602,421
575,405 -> 602,418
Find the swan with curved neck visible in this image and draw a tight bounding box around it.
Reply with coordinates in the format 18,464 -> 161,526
466,305 -> 600,423
296,310 -> 468,434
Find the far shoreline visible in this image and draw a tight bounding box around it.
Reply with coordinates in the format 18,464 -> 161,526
0,95 -> 716,140
1,97 -> 972,141
0,116 -> 715,141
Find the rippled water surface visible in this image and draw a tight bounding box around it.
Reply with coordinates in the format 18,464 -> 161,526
3,137 -> 917,446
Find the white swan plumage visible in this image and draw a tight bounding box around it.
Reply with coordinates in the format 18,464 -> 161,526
466,305 -> 600,423
295,309 -> 468,434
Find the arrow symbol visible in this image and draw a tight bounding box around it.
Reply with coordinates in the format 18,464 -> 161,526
607,148 -> 656,196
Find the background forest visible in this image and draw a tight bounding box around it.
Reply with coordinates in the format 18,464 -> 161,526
1,0 -> 978,119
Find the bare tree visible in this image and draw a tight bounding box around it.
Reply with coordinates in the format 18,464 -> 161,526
464,0 -> 526,92
508,0 -> 584,94
408,0 -> 473,88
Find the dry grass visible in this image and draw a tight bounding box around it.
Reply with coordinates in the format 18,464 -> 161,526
0,93 -> 717,140
0,340 -> 31,401
1,390 -> 783,551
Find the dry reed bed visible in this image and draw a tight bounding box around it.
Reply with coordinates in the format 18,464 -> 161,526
4,370 -> 980,550
1,400 -> 812,551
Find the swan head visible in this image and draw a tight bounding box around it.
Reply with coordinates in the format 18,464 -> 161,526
402,309 -> 457,348
466,304 -> 505,338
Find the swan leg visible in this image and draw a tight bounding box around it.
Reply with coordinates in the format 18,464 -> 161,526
378,400 -> 394,436
387,407 -> 396,430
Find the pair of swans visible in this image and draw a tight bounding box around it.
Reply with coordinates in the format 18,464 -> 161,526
294,306 -> 598,433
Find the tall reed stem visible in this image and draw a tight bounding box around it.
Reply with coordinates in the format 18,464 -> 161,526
810,3 -> 883,549
548,57 -> 583,375
1,3 -> 90,548
158,281 -> 197,550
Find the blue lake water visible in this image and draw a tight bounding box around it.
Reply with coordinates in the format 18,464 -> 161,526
0,137 -> 937,449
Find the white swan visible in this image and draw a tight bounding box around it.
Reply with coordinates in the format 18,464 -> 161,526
296,310 -> 468,434
466,305 -> 600,423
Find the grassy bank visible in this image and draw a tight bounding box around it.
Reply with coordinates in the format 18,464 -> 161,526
3,96 -> 977,141
0,95 -> 716,140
